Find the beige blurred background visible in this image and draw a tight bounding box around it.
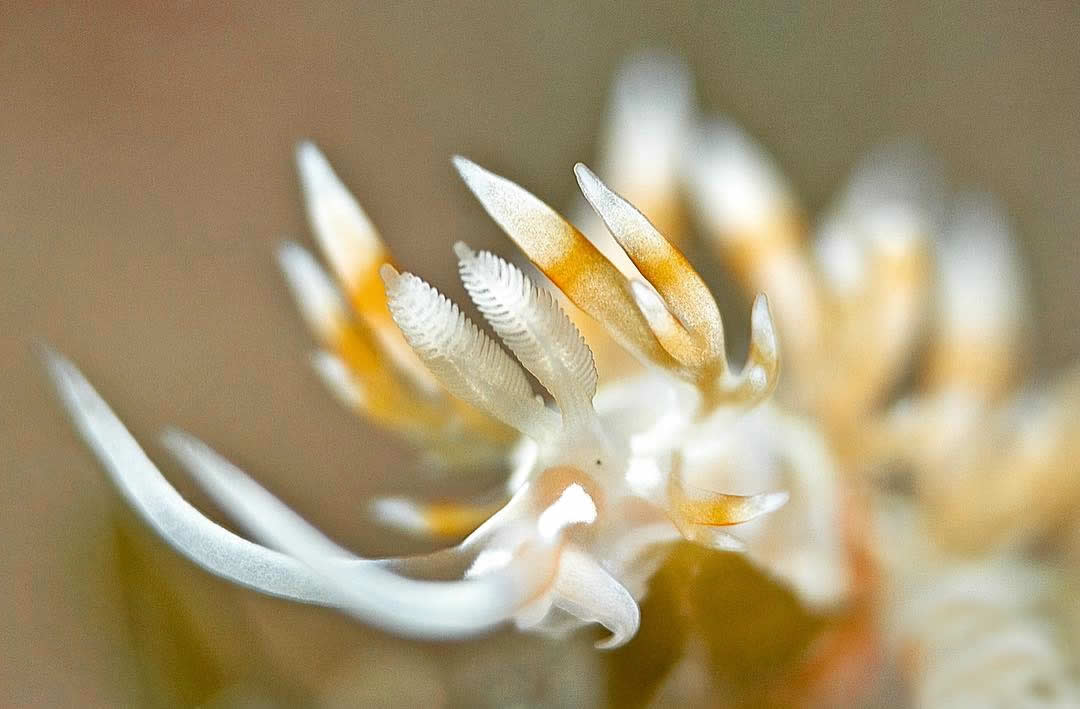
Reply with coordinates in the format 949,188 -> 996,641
3,2 -> 1079,705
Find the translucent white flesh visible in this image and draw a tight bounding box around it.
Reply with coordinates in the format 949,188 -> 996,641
45,349 -> 552,639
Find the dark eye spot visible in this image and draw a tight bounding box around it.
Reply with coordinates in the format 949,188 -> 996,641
595,459 -> 602,466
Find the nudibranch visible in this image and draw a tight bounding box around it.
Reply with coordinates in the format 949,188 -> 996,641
46,141 -> 787,649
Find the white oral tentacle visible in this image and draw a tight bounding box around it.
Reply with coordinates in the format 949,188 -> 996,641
43,349 -> 341,605
162,430 -> 557,638
295,141 -> 382,290
45,349 -> 554,640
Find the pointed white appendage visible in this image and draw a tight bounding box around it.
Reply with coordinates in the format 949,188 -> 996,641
814,142 -> 935,409
626,279 -> 697,362
277,241 -> 348,344
381,264 -> 559,441
704,294 -> 779,406
576,161 -> 731,372
738,488 -> 791,519
685,119 -> 795,239
575,162 -> 723,353
161,429 -> 355,559
934,194 -> 1027,375
295,141 -> 385,292
732,294 -> 779,401
685,122 -> 817,389
546,547 -> 640,649
370,497 -> 433,538
42,347 -> 338,605
455,242 -> 597,426
43,348 -> 555,640
599,52 -> 694,203
454,155 -> 685,372
453,156 -> 579,273
568,52 -> 695,274
309,350 -> 366,409
814,143 -> 940,298
835,141 -> 943,237
162,430 -> 556,637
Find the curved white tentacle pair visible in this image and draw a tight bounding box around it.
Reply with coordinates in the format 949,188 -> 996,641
44,348 -> 555,640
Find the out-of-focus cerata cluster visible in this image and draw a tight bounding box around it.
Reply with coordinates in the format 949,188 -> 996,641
48,54 -> 1080,705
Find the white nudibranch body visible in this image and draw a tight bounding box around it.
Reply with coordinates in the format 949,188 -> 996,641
43,56 -> 1080,705
45,139 -> 788,650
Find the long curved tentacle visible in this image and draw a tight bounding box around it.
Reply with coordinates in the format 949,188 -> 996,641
45,349 -> 556,639
44,348 -> 343,605
162,430 -> 558,635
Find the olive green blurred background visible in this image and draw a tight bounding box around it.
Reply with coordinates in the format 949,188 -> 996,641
3,2 -> 1079,705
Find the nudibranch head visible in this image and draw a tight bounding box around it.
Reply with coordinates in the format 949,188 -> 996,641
366,151 -> 788,647
44,135 -> 788,650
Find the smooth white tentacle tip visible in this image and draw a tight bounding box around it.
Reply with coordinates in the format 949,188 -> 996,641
573,162 -> 604,202
378,263 -> 400,287
296,141 -> 382,284
310,351 -> 366,408
750,293 -> 778,360
939,192 -> 1025,335
452,240 -> 474,262
277,241 -> 346,339
845,140 -> 943,218
370,497 -> 429,536
699,529 -> 747,552
612,51 -> 693,111
452,156 -> 511,210
41,348 -> 365,608
629,280 -> 669,327
574,161 -> 652,237
295,141 -> 359,224
574,162 -> 645,236
39,343 -> 71,388
39,346 -> 113,441
604,53 -> 694,189
593,597 -> 641,650
159,427 -> 355,561
40,346 -> 98,431
451,154 -> 483,187
687,120 -> 792,237
757,490 -> 790,516
595,626 -> 636,650
295,141 -> 336,194
160,428 -> 237,488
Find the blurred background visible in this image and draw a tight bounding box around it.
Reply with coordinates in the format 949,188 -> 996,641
3,2 -> 1080,706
